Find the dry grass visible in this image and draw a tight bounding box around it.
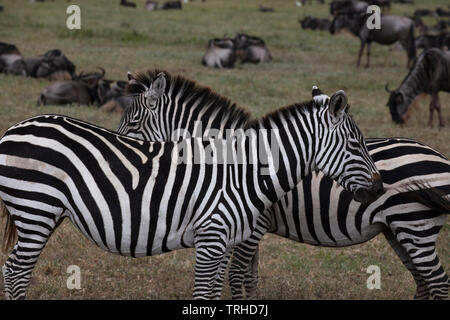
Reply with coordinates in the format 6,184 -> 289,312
0,0 -> 448,300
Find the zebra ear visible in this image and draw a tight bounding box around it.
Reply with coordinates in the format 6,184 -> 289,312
329,90 -> 348,121
147,73 -> 167,104
312,85 -> 330,106
127,71 -> 148,91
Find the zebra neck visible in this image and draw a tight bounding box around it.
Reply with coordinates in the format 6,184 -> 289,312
249,114 -> 315,204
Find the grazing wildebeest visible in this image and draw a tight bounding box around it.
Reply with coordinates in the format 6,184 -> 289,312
0,42 -> 27,76
161,1 -> 182,9
330,12 -> 416,68
386,48 -> 450,127
145,0 -> 158,10
415,33 -> 450,50
37,68 -> 110,106
120,0 -> 136,8
25,49 -> 76,79
201,38 -> 236,68
330,0 -> 369,16
235,33 -> 272,64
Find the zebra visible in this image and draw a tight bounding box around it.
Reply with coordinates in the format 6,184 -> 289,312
0,83 -> 381,300
118,70 -> 449,299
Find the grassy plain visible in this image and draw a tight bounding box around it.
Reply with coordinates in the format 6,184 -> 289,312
0,0 -> 448,299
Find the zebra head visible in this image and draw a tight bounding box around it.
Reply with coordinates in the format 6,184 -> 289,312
117,71 -> 169,140
312,88 -> 383,204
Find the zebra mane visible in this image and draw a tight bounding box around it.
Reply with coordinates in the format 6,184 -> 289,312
252,99 -> 319,129
126,70 -> 252,127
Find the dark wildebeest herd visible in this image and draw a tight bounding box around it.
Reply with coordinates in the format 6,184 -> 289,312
202,34 -> 272,68
294,0 -> 449,126
0,42 -> 130,113
0,0 -> 449,127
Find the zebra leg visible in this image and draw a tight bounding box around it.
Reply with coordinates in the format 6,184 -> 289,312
209,248 -> 233,299
192,218 -> 230,300
229,232 -> 264,300
2,226 -> 55,300
383,231 -> 429,299
243,246 -> 259,300
393,223 -> 449,300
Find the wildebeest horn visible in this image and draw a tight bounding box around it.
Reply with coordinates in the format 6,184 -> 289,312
385,84 -> 392,93
97,67 -> 105,77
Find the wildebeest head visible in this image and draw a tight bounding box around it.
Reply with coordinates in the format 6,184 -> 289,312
329,11 -> 365,35
77,67 -> 111,105
202,38 -> 237,68
36,49 -> 76,79
0,54 -> 27,76
385,84 -> 407,124
0,42 -> 21,56
234,34 -> 271,63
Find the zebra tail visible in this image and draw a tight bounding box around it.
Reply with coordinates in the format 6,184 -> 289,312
405,182 -> 450,215
1,199 -> 17,253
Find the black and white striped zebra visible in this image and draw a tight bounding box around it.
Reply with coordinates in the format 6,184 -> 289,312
118,71 -> 449,299
0,81 -> 381,299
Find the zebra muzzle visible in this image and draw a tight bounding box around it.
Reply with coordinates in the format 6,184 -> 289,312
353,173 -> 384,204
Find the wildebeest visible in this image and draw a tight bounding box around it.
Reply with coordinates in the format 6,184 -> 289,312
330,0 -> 369,16
201,38 -> 236,68
415,33 -> 450,50
161,1 -> 182,9
235,33 -> 272,64
120,0 -> 136,8
385,48 -> 450,127
413,8 -> 433,18
0,42 -> 27,76
99,80 -> 132,113
390,0 -> 414,3
436,7 -> 450,17
259,5 -> 274,12
145,0 -> 158,10
299,16 -> 331,31
37,68 -> 110,106
25,49 -> 76,79
330,12 -> 416,68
